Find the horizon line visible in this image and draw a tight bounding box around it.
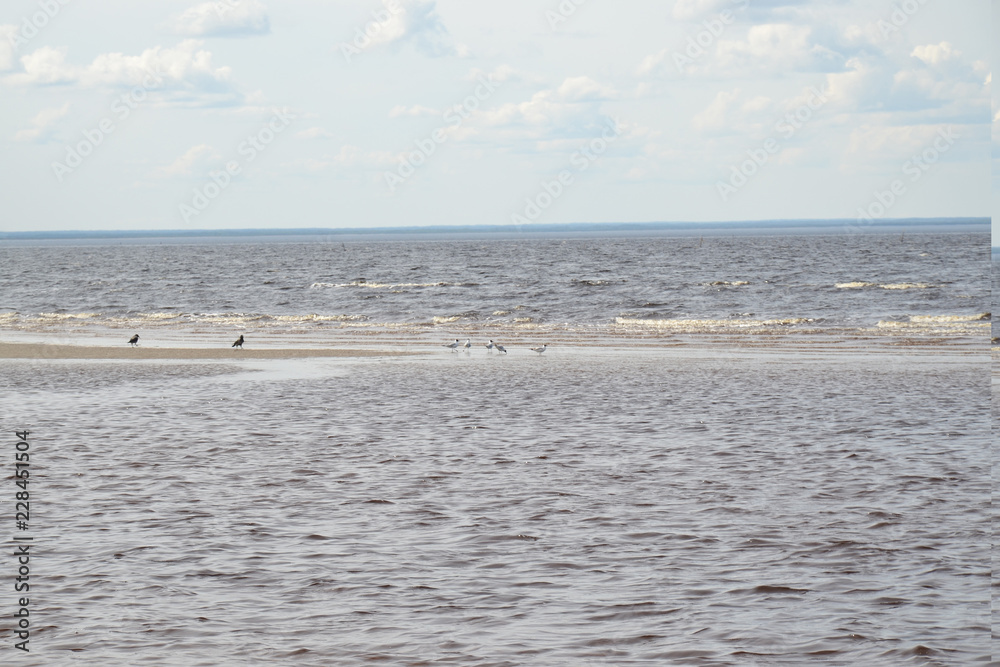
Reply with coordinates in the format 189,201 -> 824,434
0,217 -> 988,241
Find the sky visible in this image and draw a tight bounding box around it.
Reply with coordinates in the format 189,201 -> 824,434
0,0 -> 992,232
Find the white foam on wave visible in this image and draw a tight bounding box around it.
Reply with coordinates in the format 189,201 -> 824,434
836,281 -> 933,290
909,313 -> 989,323
271,314 -> 369,323
875,313 -> 990,334
37,312 -> 101,320
616,317 -> 811,330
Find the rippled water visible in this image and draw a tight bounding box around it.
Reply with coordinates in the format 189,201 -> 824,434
0,347 -> 989,665
0,233 -> 989,338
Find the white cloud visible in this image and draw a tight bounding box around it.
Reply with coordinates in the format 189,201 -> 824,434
715,24 -> 843,73
160,144 -> 222,176
4,41 -> 241,106
844,124 -> 959,162
557,76 -> 617,102
821,57 -> 892,111
350,0 -> 455,58
820,44 -> 986,118
637,49 -> 669,77
8,47 -> 76,84
478,77 -> 616,137
691,88 -> 773,134
167,1 -> 270,37
639,21 -> 847,79
910,42 -> 960,66
13,103 -> 71,142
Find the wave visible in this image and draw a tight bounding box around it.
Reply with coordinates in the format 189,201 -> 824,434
835,282 -> 933,290
876,313 -> 990,333
268,314 -> 369,323
909,313 -> 989,323
615,317 -> 812,330
431,311 -> 481,324
708,281 -> 750,287
37,312 -> 101,320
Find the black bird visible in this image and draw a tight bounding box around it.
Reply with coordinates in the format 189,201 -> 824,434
128,334 -> 139,347
232,335 -> 244,349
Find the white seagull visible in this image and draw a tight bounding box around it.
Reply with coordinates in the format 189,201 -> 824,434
464,338 -> 472,352
531,344 -> 547,355
444,339 -> 461,352
494,343 -> 507,354
485,340 -> 494,352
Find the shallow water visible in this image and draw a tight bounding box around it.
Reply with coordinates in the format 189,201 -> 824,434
0,347 -> 989,665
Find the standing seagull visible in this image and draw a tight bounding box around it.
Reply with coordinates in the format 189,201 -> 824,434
128,334 -> 140,347
494,343 -> 507,355
232,335 -> 244,349
444,339 -> 461,352
464,338 -> 472,353
485,340 -> 495,352
531,344 -> 547,355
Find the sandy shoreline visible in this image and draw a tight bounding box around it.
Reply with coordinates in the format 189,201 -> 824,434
0,342 -> 417,360
0,338 -> 985,362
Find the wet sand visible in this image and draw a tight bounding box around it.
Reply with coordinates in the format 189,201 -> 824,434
0,341 -> 417,360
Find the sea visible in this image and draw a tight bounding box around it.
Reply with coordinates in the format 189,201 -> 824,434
0,231 -> 990,344
0,229 -> 993,665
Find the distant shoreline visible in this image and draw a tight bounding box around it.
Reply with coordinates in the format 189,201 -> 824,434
0,218 -> 988,244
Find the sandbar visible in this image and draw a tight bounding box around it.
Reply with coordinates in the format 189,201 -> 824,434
0,342 -> 415,360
